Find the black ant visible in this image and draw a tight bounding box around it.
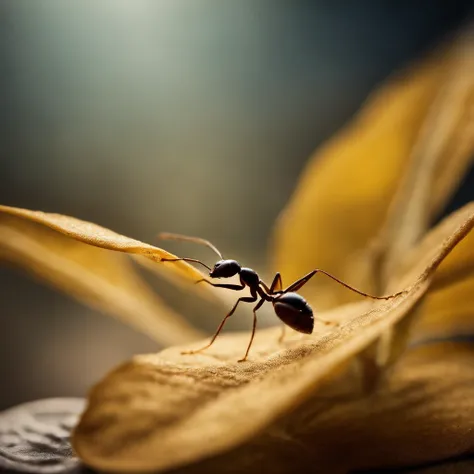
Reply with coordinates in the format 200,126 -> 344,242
159,232 -> 404,362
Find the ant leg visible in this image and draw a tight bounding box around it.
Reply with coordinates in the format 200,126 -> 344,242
278,323 -> 286,343
238,298 -> 265,362
196,279 -> 245,291
282,269 -> 405,300
259,273 -> 283,295
161,257 -> 212,272
181,295 -> 257,356
277,316 -> 336,345
281,270 -> 322,293
270,273 -> 283,293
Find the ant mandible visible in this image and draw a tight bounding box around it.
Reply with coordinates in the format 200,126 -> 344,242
159,232 -> 404,362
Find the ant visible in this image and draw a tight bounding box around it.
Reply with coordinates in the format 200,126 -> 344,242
159,232 -> 404,362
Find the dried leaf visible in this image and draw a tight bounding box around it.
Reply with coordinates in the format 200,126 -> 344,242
282,343 -> 474,473
360,198 -> 474,375
405,227 -> 474,347
272,29 -> 474,310
0,398 -> 85,473
72,204 -> 474,473
375,31 -> 474,289
0,214 -> 202,345
377,201 -> 474,367
0,205 -> 205,282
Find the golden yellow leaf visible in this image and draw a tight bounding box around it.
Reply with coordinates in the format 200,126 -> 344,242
0,204 -> 205,281
72,203 -> 474,473
272,31 -> 474,310
404,223 -> 474,347
355,199 -> 474,386
0,206 -> 218,345
376,35 -> 474,289
282,343 -> 474,473
375,200 -> 474,367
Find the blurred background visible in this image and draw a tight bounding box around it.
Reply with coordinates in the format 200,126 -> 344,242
1,1 -> 473,410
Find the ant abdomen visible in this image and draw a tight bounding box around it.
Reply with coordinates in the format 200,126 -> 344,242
273,293 -> 314,334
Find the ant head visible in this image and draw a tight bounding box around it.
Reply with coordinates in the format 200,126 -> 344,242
210,259 -> 241,279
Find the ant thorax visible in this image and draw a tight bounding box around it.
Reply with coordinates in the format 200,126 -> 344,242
239,267 -> 259,288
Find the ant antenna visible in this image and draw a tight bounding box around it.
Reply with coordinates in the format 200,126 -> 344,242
158,232 -> 223,259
